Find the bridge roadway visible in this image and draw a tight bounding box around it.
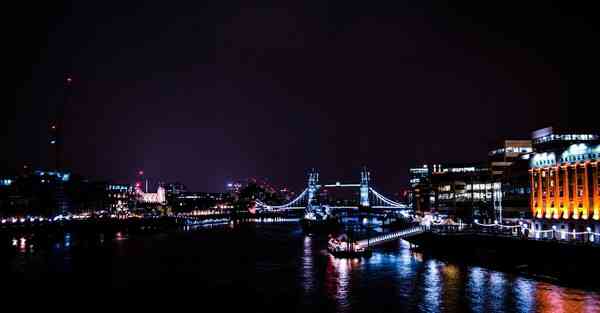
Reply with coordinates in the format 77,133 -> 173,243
272,206 -> 406,210
357,226 -> 423,247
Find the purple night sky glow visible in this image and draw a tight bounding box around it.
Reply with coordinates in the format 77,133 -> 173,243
2,2 -> 598,193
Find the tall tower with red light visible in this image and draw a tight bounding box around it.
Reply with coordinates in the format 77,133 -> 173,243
50,75 -> 72,216
50,75 -> 71,171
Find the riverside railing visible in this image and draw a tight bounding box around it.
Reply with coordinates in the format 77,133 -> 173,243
424,221 -> 600,245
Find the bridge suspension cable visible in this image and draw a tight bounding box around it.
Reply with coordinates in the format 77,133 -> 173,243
369,187 -> 407,208
255,188 -> 308,210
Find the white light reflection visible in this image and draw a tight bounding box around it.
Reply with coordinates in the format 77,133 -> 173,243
18,237 -> 27,253
468,267 -> 486,312
421,260 -> 441,313
368,252 -> 384,265
115,231 -> 125,241
326,255 -> 355,312
488,271 -> 507,312
64,233 -> 71,248
302,236 -> 314,293
399,241 -> 425,285
513,277 -> 535,313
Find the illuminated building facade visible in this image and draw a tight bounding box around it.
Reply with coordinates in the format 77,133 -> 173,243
489,140 -> 532,177
494,157 -> 531,219
408,165 -> 432,212
430,163 -> 497,220
409,163 -> 500,220
409,165 -> 430,187
530,144 -> 600,220
488,140 -> 533,221
529,127 -> 600,234
106,184 -> 134,212
136,185 -> 166,204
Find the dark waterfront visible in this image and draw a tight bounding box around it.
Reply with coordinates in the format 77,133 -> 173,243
2,223 -> 599,313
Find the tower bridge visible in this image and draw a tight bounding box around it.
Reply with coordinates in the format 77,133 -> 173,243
254,168 -> 408,213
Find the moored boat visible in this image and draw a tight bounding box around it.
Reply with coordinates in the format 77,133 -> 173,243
327,234 -> 372,258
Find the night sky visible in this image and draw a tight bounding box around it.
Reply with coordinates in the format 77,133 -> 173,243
2,2 -> 598,193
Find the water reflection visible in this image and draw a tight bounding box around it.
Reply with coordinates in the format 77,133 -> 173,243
326,255 -> 361,312
441,263 -> 462,313
514,277 -> 535,313
64,233 -> 71,247
422,260 -> 441,313
489,272 -> 507,312
2,223 -> 600,313
468,267 -> 486,312
535,283 -> 600,313
18,237 -> 27,253
464,265 -> 600,313
399,239 -> 424,263
302,236 -> 314,293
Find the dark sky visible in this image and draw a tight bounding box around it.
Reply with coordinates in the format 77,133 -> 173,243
2,2 -> 598,193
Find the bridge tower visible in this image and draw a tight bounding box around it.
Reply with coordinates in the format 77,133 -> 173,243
360,167 -> 370,207
307,169 -> 319,205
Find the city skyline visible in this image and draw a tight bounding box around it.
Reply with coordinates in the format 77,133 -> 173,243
2,2 -> 600,310
3,2 -> 597,193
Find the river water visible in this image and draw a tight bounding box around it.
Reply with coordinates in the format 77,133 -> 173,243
2,222 -> 599,312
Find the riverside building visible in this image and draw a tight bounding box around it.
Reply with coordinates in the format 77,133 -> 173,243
529,127 -> 600,234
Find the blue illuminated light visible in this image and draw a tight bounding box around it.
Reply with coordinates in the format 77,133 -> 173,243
34,170 -> 70,181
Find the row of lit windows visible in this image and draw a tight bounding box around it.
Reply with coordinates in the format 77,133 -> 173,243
533,184 -> 600,195
107,185 -> 131,191
489,146 -> 533,156
410,167 -> 429,174
436,183 -> 502,192
533,134 -> 598,144
533,170 -> 600,185
533,188 -> 600,197
533,153 -> 599,167
437,192 -> 493,200
535,189 -> 600,197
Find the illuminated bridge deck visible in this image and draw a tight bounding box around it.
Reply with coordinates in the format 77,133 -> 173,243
357,226 -> 423,247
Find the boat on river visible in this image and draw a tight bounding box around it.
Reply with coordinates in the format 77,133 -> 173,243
327,233 -> 372,258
